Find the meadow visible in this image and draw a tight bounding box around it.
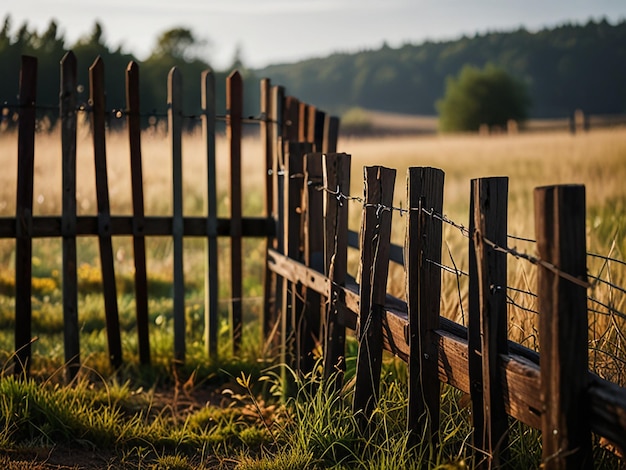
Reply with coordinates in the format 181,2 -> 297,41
0,125 -> 624,468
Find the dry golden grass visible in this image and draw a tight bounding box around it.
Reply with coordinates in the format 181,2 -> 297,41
338,128 -> 626,379
0,126 -> 625,378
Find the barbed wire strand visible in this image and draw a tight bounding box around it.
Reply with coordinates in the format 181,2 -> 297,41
588,296 -> 626,321
506,295 -> 539,315
445,241 -> 466,326
315,184 -> 625,291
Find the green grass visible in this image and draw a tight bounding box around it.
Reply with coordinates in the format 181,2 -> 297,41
0,128 -> 625,466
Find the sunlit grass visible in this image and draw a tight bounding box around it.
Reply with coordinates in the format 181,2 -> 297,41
0,126 -> 625,466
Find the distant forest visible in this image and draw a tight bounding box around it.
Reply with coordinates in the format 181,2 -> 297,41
258,18 -> 626,118
1,15 -> 625,122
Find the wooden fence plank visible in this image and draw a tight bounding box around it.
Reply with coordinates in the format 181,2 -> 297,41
322,152 -> 351,387
353,166 -> 396,428
260,78 -> 275,347
405,167 -> 444,445
298,101 -> 309,142
202,69 -> 218,359
267,85 -> 285,352
0,215 -> 275,239
89,56 -> 122,370
301,152 -> 324,374
60,51 -> 80,381
468,177 -> 509,467
535,185 -> 592,469
14,55 -> 37,377
310,107 -> 325,152
281,142 -> 311,386
168,66 -> 185,364
227,70 -> 243,354
283,96 -> 299,143
126,60 -> 150,366
322,115 -> 340,153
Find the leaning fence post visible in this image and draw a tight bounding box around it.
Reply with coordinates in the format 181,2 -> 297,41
227,70 -> 243,355
405,167 -> 444,445
168,66 -> 185,364
322,153 -> 351,387
302,152 -> 324,374
535,185 -> 591,469
322,115 -> 340,154
353,166 -> 396,429
202,69 -> 218,359
468,177 -> 509,467
90,56 -> 123,370
260,78 -> 275,348
280,142 -> 312,396
126,61 -> 151,366
14,55 -> 37,377
267,85 -> 285,352
60,51 -> 80,381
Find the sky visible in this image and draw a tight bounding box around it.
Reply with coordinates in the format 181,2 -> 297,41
4,0 -> 626,70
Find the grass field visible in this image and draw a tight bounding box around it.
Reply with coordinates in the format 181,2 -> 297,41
0,126 -> 625,468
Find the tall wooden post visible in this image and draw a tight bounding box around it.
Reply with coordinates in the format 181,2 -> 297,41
14,55 -> 37,377
468,177 -> 509,467
89,56 -> 122,369
227,71 -> 243,354
126,61 -> 151,366
353,166 -> 396,429
535,185 -> 591,469
405,167 -> 444,445
168,67 -> 185,364
202,70 -> 218,359
322,153 -> 351,388
60,52 -> 80,381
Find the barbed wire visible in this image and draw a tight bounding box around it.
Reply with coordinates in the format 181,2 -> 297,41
315,183 -> 625,292
506,295 -> 539,315
588,296 -> 626,321
588,251 -> 626,268
2,103 -> 280,125
507,285 -> 538,298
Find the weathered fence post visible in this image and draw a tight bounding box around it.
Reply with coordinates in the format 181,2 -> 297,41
405,167 -> 444,445
202,69 -> 218,359
126,60 -> 150,366
89,56 -> 122,369
227,70 -> 243,355
260,79 -> 275,348
353,166 -> 396,428
307,106 -> 325,152
60,51 -> 80,381
298,102 -> 309,142
322,153 -> 351,388
280,141 -> 312,393
468,177 -> 509,467
322,115 -> 340,154
302,152 -> 324,374
168,66 -> 185,364
14,55 -> 37,377
266,85 -> 284,351
535,185 -> 591,469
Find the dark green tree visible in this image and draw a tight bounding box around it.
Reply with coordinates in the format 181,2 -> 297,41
437,64 -> 530,132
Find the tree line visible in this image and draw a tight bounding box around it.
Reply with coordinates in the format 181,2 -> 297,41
0,16 -> 258,128
1,16 -> 625,128
258,18 -> 626,119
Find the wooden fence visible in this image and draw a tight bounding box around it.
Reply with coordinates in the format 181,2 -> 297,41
266,147 -> 626,467
1,53 -> 338,377
2,53 -> 626,468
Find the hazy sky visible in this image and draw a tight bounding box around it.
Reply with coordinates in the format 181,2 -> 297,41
5,0 -> 626,69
